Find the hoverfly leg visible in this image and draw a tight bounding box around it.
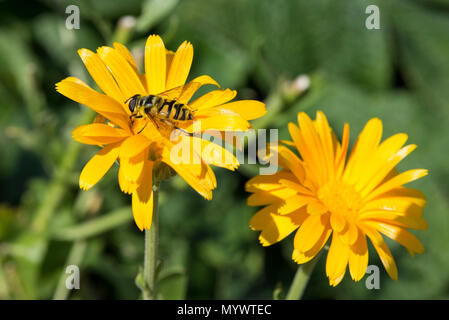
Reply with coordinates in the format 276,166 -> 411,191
165,120 -> 192,137
138,117 -> 158,134
137,123 -> 148,134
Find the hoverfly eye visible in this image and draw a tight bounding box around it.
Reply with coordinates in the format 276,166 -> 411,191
129,98 -> 136,112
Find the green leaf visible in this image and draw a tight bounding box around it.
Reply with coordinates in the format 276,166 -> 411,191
173,0 -> 391,90
390,0 -> 449,116
51,207 -> 132,241
136,0 -> 179,32
157,267 -> 187,299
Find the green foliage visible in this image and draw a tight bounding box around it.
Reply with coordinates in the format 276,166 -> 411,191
0,0 -> 448,299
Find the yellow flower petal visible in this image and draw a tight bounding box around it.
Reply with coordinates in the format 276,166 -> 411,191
344,118 -> 383,184
216,100 -> 267,120
295,113 -> 329,185
119,147 -> 148,183
348,232 -> 368,281
287,123 -> 320,182
194,137 -> 239,170
165,49 -> 175,78
274,145 -> 305,183
245,170 -> 297,193
326,234 -> 350,286
97,46 -> 146,99
113,42 -> 138,73
93,115 -> 107,124
184,110 -> 250,132
359,144 -> 417,198
365,169 -> 428,201
189,89 -> 237,112
362,187 -> 426,210
294,213 -> 330,253
166,40 -> 193,90
247,192 -> 280,206
145,35 -> 167,94
177,75 -> 220,104
78,48 -> 124,103
79,142 -> 121,190
330,214 -> 346,233
339,222 -> 359,245
353,133 -> 408,192
278,194 -> 314,214
315,111 -> 336,179
278,178 -> 314,196
72,123 -> 130,145
247,188 -> 297,206
364,225 -> 398,280
292,228 -> 332,264
55,77 -> 130,130
161,147 -> 215,200
132,161 -> 154,231
365,221 -> 424,256
335,123 -> 350,176
250,205 -> 306,246
307,201 -> 328,215
360,211 -> 428,230
119,134 -> 152,160
118,164 -> 139,195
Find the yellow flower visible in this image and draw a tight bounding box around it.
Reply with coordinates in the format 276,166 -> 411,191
246,111 -> 428,286
56,35 -> 266,231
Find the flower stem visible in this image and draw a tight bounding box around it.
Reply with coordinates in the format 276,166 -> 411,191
285,253 -> 321,300
142,185 -> 159,300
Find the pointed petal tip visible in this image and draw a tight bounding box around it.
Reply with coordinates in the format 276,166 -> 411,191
135,222 -> 144,232
77,48 -> 92,60
79,181 -> 92,191
259,236 -> 271,247
297,111 -> 311,123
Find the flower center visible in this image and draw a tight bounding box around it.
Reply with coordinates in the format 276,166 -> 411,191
317,180 -> 362,218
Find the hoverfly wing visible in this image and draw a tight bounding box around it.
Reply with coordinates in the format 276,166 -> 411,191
158,82 -> 203,104
157,85 -> 186,100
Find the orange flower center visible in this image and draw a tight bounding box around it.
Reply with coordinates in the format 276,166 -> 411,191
317,180 -> 362,218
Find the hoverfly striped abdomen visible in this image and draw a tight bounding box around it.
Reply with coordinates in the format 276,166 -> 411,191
154,98 -> 193,121
127,83 -> 196,127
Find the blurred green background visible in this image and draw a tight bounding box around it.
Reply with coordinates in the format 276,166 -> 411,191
0,0 -> 448,299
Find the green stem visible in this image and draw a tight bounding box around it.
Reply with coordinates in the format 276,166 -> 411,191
285,253 -> 321,300
143,185 -> 159,300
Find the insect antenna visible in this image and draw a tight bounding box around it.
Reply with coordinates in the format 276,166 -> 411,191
124,97 -> 133,104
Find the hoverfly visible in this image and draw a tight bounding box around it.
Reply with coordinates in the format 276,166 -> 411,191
125,82 -> 202,133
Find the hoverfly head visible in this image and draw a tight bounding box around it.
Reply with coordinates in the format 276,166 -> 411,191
125,94 -> 140,113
